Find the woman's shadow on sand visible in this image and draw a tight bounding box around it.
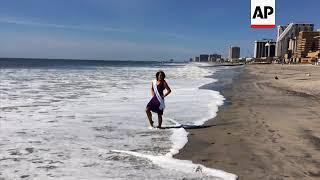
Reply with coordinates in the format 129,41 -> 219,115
159,122 -> 236,129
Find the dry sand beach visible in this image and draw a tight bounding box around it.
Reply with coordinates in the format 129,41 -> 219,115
176,64 -> 320,180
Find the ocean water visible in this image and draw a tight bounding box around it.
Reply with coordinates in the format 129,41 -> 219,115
0,59 -> 237,180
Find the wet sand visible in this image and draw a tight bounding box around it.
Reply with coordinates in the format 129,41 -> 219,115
175,64 -> 320,180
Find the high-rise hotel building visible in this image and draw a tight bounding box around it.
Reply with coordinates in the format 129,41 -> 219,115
276,23 -> 314,58
229,46 -> 240,60
254,39 -> 276,58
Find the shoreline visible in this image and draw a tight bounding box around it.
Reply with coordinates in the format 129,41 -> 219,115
175,64 -> 320,179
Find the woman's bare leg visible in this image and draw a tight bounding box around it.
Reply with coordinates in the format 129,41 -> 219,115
145,108 -> 153,127
157,114 -> 162,128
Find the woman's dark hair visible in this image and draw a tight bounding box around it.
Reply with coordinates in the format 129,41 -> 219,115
156,71 -> 166,81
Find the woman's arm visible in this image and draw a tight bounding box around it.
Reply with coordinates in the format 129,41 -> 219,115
163,81 -> 171,98
151,81 -> 155,97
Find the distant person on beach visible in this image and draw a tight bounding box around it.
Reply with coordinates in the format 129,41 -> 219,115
145,71 -> 171,128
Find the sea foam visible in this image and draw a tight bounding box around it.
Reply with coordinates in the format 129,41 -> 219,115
0,61 -> 237,179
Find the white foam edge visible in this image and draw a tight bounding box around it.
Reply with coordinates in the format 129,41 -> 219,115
193,90 -> 225,126
111,149 -> 237,180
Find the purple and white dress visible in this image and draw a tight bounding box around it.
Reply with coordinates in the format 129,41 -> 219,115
146,80 -> 165,115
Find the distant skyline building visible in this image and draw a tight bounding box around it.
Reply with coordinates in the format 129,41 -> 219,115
295,31 -> 320,60
199,54 -> 209,62
254,39 -> 276,58
229,46 -> 240,60
209,54 -> 222,62
276,23 -> 314,58
193,54 -> 222,62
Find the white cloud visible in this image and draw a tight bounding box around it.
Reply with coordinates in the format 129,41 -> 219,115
0,33 -> 199,60
0,17 -> 133,33
0,16 -> 190,39
0,16 -> 205,59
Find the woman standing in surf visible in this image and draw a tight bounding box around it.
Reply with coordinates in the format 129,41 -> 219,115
145,71 -> 171,128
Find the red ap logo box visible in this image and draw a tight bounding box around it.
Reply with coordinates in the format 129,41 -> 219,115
251,0 -> 276,28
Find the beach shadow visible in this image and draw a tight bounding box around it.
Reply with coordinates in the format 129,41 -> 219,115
159,122 -> 235,130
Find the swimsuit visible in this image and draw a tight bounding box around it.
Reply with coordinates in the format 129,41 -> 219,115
146,80 -> 165,115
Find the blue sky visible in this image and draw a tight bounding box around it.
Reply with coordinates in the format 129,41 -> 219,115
0,0 -> 319,60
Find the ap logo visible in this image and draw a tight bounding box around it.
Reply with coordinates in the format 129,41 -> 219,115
251,0 -> 276,28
